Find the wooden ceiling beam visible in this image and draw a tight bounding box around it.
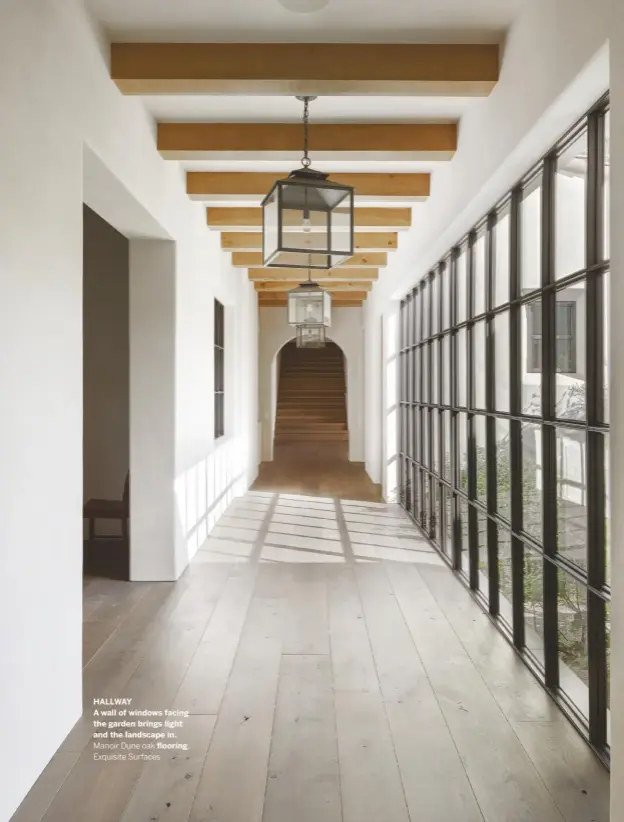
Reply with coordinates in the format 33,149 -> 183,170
188,172 -> 429,202
223,232 -> 397,252
258,290 -> 368,301
207,207 -> 411,231
232,252 -> 386,268
162,124 -> 455,160
248,267 -> 378,282
111,43 -> 499,96
260,301 -> 363,308
255,281 -> 373,292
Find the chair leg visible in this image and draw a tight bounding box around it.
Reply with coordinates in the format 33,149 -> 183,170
89,518 -> 95,542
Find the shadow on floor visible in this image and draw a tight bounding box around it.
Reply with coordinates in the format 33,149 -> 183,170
252,441 -> 382,502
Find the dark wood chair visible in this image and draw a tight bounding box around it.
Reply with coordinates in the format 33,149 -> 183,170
83,472 -> 130,542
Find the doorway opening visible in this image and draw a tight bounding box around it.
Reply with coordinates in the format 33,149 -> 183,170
255,338 -> 379,500
82,204 -> 130,581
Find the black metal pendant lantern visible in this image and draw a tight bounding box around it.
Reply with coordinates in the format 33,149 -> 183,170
261,96 -> 355,270
287,269 -> 332,348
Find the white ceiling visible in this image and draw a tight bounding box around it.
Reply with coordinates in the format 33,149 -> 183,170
86,0 -> 521,42
145,95 -> 475,124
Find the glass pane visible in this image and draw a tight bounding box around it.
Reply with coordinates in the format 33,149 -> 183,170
555,130 -> 587,280
473,233 -> 487,316
331,198 -> 352,254
446,492 -> 454,556
521,298 -> 542,415
557,569 -> 589,720
432,411 -> 440,476
478,512 -> 489,600
431,339 -> 439,406
473,321 -> 486,409
422,408 -> 429,468
605,435 -> 610,587
494,212 -> 510,307
458,412 -> 468,493
555,284 -> 585,420
442,264 -> 451,330
443,410 -> 452,481
494,311 -> 510,412
263,188 -> 279,261
603,111 -> 610,261
431,272 -> 439,336
496,418 -> 511,521
520,179 -> 542,292
422,344 -> 429,404
457,328 -> 467,407
607,601 -> 611,745
456,248 -> 468,324
442,334 -> 451,406
524,547 -> 545,668
413,347 -> 420,403
475,415 -> 487,506
556,428 -> 587,571
522,422 -> 542,543
602,271 -> 610,423
498,530 -> 513,627
460,497 -> 469,573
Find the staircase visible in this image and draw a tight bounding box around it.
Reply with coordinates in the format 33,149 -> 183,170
274,341 -> 348,443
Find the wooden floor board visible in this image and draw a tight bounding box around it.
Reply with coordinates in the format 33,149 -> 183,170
263,654 -> 341,822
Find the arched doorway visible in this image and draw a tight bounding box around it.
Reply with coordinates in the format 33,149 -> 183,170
274,339 -> 348,447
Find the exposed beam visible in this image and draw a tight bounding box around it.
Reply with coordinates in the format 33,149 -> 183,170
248,267 -> 378,282
232,252 -> 386,268
188,172 -> 429,203
259,290 -> 368,301
255,281 -> 373,292
207,207 -> 411,231
223,232 -> 398,253
162,124 -> 455,161
111,43 -> 499,96
260,301 -> 363,308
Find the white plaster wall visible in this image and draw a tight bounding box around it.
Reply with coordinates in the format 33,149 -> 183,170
364,0 -> 610,495
610,5 -> 624,817
259,307 -> 364,463
0,1 -> 258,817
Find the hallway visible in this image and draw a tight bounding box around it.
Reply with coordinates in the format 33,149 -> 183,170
254,442 -> 382,501
12,493 -> 608,822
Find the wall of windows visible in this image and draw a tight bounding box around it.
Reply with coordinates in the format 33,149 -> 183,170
398,95 -> 610,763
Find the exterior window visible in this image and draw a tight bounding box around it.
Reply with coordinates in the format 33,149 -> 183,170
214,299 -> 225,439
527,301 -> 576,374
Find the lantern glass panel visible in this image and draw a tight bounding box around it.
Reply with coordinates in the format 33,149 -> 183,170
328,193 -> 353,256
297,325 -> 326,348
288,287 -> 325,326
263,188 -> 279,261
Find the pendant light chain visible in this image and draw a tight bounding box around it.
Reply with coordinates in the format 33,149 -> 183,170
301,96 -> 311,168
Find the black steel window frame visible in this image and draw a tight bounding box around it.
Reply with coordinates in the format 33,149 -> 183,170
214,299 -> 225,440
398,94 -> 610,766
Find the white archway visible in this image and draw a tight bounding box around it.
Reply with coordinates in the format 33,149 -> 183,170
258,308 -> 364,463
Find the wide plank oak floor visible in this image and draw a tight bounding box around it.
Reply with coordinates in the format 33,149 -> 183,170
11,492 -> 609,822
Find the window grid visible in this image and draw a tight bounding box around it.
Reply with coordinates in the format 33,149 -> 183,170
398,95 -> 610,766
